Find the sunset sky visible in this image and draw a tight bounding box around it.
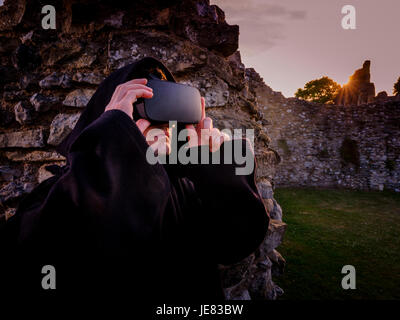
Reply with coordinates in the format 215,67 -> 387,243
1,0 -> 398,97
211,0 -> 400,97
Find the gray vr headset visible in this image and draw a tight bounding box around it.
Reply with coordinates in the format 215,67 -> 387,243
133,74 -> 202,124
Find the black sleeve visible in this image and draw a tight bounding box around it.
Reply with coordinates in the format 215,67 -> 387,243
3,109 -> 176,295
13,109 -> 171,257
181,139 -> 270,265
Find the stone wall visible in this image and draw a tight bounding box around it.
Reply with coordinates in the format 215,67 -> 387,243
268,98 -> 400,191
0,0 -> 286,300
245,66 -> 400,191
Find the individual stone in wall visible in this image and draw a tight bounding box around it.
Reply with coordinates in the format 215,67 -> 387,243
47,113 -> 81,146
30,93 -> 59,112
0,180 -> 35,204
14,100 -> 34,124
4,150 -> 65,162
38,161 -> 66,183
62,89 -> 95,108
0,166 -> 21,183
72,72 -> 105,85
39,72 -> 72,89
0,129 -> 45,148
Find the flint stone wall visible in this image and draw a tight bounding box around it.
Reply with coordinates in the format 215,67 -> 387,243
267,98 -> 400,191
241,58 -> 400,192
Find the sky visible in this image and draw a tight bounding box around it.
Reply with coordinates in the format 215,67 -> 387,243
211,0 -> 400,97
1,0 -> 398,97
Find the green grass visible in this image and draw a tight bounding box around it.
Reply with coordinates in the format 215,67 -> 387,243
273,187 -> 400,300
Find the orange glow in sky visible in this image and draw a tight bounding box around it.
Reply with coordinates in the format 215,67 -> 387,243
211,0 -> 400,97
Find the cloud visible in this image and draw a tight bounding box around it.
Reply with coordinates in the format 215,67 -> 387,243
212,0 -> 307,22
237,20 -> 285,55
211,0 -> 307,54
289,10 -> 307,20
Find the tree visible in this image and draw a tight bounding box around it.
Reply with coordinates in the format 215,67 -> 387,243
295,76 -> 341,104
394,77 -> 400,95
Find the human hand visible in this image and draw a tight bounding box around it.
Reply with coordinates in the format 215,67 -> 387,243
104,78 -> 153,119
185,97 -> 230,152
136,119 -> 171,156
104,78 -> 169,155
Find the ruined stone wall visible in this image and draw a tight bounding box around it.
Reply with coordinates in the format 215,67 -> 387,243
266,97 -> 400,191
0,0 -> 286,300
246,64 -> 400,191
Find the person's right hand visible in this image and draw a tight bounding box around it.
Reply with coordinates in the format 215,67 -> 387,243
185,97 -> 230,152
104,78 -> 153,120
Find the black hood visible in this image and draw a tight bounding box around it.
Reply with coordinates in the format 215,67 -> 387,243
56,56 -> 176,157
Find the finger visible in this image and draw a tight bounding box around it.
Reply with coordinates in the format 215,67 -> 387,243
117,84 -> 153,102
120,89 -> 153,107
149,138 -> 171,156
121,83 -> 153,91
201,97 -> 206,120
143,127 -> 165,142
202,117 -> 213,130
136,118 -> 151,134
221,132 -> 231,142
119,87 -> 153,104
210,128 -> 223,152
124,78 -> 148,86
185,124 -> 195,140
199,128 -> 212,145
185,125 -> 197,147
109,80 -> 148,105
196,97 -> 206,129
154,132 -> 170,142
148,134 -> 170,145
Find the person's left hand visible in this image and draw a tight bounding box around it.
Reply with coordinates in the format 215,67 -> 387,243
185,97 -> 230,152
136,119 -> 171,156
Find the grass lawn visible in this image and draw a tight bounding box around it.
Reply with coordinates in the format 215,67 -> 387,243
273,187 -> 400,300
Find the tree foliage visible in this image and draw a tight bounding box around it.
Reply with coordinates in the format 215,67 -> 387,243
394,77 -> 400,95
295,76 -> 341,104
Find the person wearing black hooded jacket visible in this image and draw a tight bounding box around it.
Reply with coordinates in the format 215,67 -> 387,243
2,57 -> 269,303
